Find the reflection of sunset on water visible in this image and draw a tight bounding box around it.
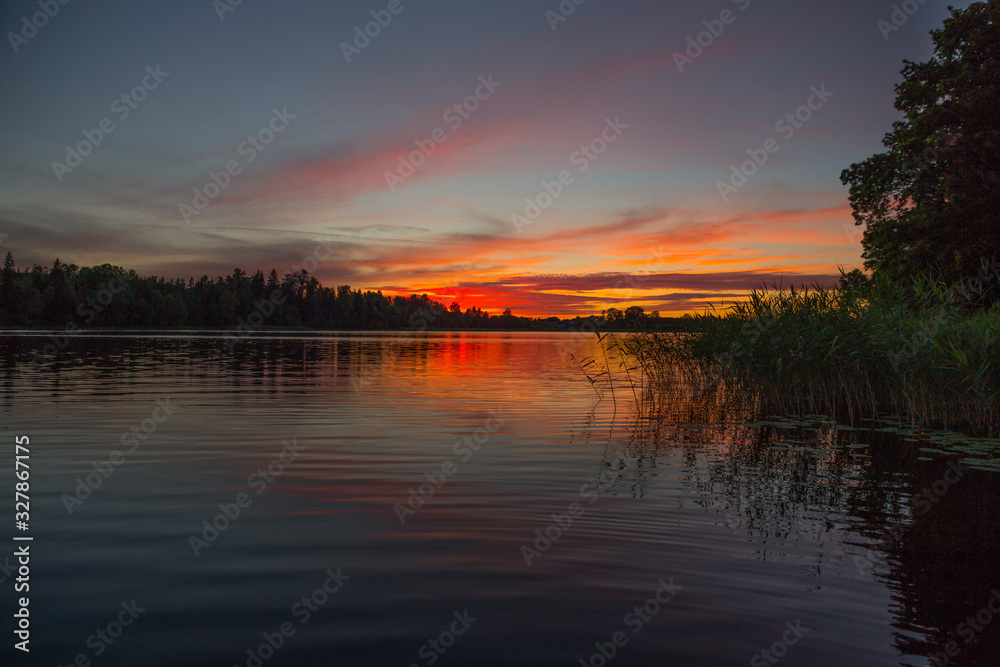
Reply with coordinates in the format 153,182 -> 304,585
4,332 -> 997,664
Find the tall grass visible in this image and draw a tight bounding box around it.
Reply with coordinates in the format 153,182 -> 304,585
621,273 -> 1000,433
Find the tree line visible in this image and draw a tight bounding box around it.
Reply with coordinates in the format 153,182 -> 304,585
0,253 -> 676,332
0,254 -> 515,330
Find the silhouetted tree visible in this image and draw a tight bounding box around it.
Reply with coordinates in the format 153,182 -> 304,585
840,2 -> 1000,293
1,252 -> 17,325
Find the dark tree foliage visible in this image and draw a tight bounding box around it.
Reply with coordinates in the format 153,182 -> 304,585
840,1 -> 1000,291
838,268 -> 873,299
602,305 -> 661,331
0,255 -> 532,330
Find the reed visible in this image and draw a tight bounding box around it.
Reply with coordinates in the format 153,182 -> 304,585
619,271 -> 1000,433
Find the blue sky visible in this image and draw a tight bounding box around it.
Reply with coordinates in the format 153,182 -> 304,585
0,0 -> 966,315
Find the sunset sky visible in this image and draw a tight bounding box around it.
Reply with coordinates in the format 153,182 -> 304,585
0,0 -> 965,317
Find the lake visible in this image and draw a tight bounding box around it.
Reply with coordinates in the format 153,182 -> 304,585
1,332 -> 998,666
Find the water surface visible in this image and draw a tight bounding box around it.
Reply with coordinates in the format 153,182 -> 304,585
1,332 -> 998,666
